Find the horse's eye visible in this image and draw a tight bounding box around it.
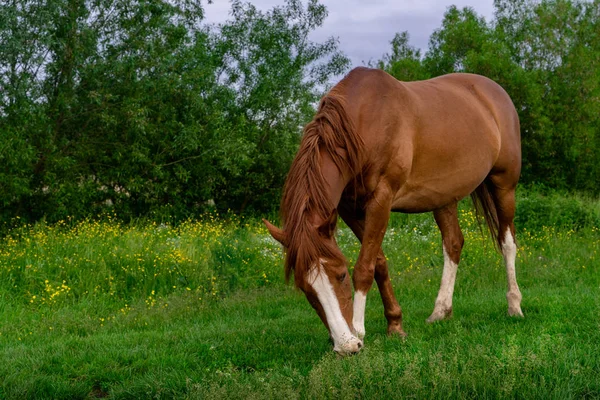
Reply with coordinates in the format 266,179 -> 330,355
337,272 -> 347,282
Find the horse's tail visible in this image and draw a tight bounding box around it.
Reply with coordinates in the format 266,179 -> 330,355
470,180 -> 500,250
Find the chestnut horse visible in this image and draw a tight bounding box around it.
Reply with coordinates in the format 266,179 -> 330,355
264,67 -> 523,355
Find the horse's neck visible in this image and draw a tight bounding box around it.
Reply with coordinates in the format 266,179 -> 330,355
307,148 -> 348,228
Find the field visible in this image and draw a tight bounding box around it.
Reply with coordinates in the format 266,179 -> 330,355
1,192 -> 599,399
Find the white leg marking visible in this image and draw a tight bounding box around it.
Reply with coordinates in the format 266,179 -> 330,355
308,261 -> 362,354
352,291 -> 366,339
427,245 -> 458,323
502,229 -> 523,317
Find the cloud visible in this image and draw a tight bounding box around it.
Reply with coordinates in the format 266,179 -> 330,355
203,1 -> 495,67
310,12 -> 442,65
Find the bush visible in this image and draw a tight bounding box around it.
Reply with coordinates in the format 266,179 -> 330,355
515,189 -> 600,232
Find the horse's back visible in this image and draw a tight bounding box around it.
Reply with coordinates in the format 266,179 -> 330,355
404,72 -> 521,174
334,68 -> 521,212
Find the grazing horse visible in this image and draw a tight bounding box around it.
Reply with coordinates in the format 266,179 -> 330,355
264,67 -> 523,355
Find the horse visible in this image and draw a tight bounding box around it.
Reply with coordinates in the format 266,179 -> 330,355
264,67 -> 523,355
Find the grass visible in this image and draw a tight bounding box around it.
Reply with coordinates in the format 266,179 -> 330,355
0,195 -> 599,399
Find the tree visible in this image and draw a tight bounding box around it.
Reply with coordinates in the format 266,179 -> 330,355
375,32 -> 429,81
0,0 -> 349,223
213,0 -> 349,212
376,0 -> 600,194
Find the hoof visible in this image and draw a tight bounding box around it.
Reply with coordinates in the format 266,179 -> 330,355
508,307 -> 524,318
353,327 -> 365,340
426,308 -> 453,323
334,336 -> 363,356
507,291 -> 523,318
387,323 -> 407,338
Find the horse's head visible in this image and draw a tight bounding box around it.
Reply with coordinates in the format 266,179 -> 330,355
263,218 -> 363,355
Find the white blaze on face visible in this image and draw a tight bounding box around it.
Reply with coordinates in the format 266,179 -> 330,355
352,291 -> 366,339
307,260 -> 362,354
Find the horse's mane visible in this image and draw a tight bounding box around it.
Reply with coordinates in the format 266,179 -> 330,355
280,91 -> 365,286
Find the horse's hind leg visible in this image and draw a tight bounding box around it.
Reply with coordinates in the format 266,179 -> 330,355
488,180 -> 523,317
427,203 -> 464,323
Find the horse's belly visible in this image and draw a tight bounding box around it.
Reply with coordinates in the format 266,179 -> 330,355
390,167 -> 489,213
391,188 -> 467,213
388,128 -> 499,212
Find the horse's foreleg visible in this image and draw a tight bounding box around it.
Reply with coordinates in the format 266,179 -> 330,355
374,251 -> 405,336
427,203 -> 464,323
338,204 -> 405,338
355,253 -> 405,338
349,187 -> 394,339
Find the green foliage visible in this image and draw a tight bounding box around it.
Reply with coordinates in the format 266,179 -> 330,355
0,0 -> 348,223
210,0 -> 349,212
2,0 -> 599,224
374,32 -> 430,81
515,188 -> 600,231
378,0 -> 600,195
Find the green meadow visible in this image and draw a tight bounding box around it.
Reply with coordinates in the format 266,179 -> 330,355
1,192 -> 599,399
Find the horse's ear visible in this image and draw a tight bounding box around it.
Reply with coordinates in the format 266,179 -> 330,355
263,219 -> 286,245
318,209 -> 338,237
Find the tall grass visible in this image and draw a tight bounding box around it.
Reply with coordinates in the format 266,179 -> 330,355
0,213 -> 281,308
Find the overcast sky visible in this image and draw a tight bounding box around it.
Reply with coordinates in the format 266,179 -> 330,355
203,0 -> 496,66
